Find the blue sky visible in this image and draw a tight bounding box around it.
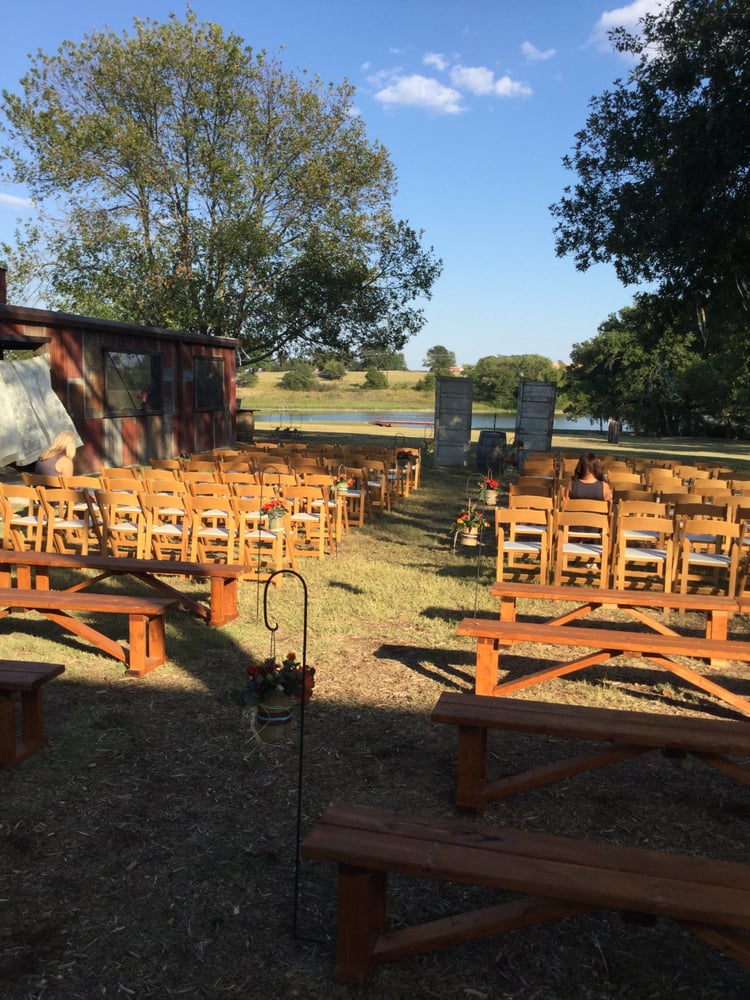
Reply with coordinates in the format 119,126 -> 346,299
0,1 -> 663,369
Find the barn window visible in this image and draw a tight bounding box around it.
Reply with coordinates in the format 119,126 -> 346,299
194,356 -> 224,411
104,351 -> 163,414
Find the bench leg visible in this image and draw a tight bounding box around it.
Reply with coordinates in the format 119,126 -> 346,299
0,693 -> 17,767
0,689 -> 46,767
209,577 -> 238,626
455,725 -> 487,813
126,614 -> 168,677
474,637 -> 498,696
334,865 -> 387,986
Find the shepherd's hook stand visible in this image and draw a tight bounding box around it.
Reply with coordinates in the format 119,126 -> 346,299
261,570 -> 311,942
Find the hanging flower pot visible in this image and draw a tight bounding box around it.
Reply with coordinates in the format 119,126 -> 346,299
231,652 -> 314,744
255,691 -> 295,742
451,501 -> 491,548
459,528 -> 481,547
478,476 -> 499,506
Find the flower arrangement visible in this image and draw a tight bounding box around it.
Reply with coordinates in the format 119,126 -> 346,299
261,497 -> 288,520
478,475 -> 499,504
231,651 -> 315,708
334,473 -> 354,489
451,501 -> 491,538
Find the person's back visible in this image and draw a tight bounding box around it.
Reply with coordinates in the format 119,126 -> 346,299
569,478 -> 606,501
34,454 -> 65,477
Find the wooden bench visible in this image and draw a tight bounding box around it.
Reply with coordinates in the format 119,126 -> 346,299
0,660 -> 65,767
0,550 -> 245,626
490,581 -> 740,643
456,617 -> 750,716
432,692 -> 750,812
0,588 -> 178,676
301,800 -> 750,985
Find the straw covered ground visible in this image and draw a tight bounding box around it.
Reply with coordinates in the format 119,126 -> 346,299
2,430 -> 750,999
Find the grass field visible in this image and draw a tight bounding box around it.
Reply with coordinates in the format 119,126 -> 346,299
2,428 -> 750,998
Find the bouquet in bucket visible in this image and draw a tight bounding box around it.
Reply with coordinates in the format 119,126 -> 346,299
261,497 -> 288,522
231,651 -> 315,708
450,501 -> 491,539
478,476 -> 499,503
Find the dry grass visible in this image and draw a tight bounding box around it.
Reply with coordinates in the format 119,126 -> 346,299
2,442 -> 750,998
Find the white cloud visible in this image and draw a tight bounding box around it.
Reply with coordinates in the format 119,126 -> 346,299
521,41 -> 556,63
450,64 -> 532,98
374,74 -> 464,114
591,0 -> 666,51
423,51 -> 448,72
0,192 -> 32,209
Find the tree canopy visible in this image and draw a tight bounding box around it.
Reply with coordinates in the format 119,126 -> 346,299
466,354 -> 558,409
422,344 -> 456,373
0,10 -> 441,363
561,293 -> 750,436
550,0 -> 750,323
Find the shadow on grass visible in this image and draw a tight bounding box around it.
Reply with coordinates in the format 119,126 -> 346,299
374,642 -> 474,690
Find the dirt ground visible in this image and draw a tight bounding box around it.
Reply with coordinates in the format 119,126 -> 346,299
1,442 -> 750,999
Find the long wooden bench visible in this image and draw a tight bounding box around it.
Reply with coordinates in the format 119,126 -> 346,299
0,660 -> 65,767
490,581 -> 740,643
0,588 -> 178,676
301,800 -> 750,985
456,617 -> 750,716
0,550 -> 244,627
432,692 -> 750,812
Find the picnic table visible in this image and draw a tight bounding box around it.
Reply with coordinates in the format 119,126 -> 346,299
0,549 -> 246,627
457,583 -> 750,716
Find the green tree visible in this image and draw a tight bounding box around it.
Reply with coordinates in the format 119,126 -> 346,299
466,354 -> 557,408
319,359 -> 346,381
561,296 -> 717,435
279,359 -> 317,391
0,10 -> 441,363
363,367 -> 388,389
551,0 -> 750,324
356,348 -> 407,370
423,345 -> 456,374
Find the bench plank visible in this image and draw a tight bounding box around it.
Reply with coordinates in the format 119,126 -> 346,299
0,588 -> 177,676
0,659 -> 65,767
456,617 -> 750,715
490,582 -> 739,657
0,550 -> 245,626
302,801 -> 750,984
432,692 -> 750,809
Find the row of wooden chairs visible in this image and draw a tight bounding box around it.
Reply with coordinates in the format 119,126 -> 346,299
494,494 -> 748,596
0,482 -> 338,575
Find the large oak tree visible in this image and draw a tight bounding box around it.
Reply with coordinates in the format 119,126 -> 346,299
550,0 -> 750,325
1,10 -> 441,363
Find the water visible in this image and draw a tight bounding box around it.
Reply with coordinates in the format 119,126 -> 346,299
254,410 -> 596,432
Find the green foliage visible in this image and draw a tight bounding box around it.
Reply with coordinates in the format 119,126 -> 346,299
423,345 -> 456,373
279,360 -> 317,391
551,0 -> 750,318
466,354 -> 558,408
356,348 -> 407,370
236,367 -> 259,388
561,293 -> 750,436
363,366 -> 388,389
0,10 -> 442,363
414,371 -> 437,392
319,359 -> 347,381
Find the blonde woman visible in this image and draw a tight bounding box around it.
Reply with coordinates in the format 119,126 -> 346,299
34,430 -> 79,478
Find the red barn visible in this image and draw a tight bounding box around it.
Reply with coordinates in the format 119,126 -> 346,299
0,271 -> 238,472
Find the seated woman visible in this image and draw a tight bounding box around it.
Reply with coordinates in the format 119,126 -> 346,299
564,452 -> 612,502
34,430 -> 79,478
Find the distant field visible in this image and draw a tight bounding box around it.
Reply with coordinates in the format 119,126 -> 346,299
239,368 -> 463,412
